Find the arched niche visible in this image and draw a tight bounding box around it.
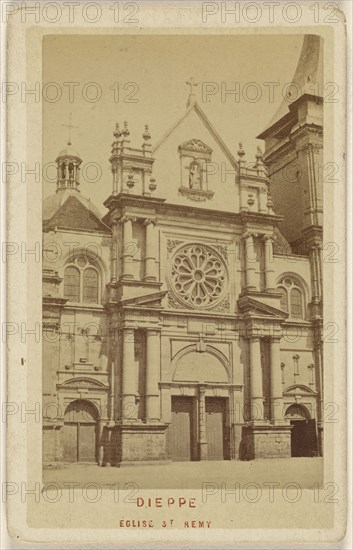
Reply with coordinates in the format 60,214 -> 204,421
64,399 -> 99,424
172,348 -> 230,384
285,403 -> 311,420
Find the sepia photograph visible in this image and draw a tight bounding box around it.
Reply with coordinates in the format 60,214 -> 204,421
42,33 -> 324,483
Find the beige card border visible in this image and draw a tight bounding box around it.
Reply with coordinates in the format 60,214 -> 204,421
3,1 -> 349,545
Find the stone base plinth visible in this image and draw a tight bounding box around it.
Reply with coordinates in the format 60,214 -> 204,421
241,423 -> 292,460
112,422 -> 170,466
43,425 -> 64,464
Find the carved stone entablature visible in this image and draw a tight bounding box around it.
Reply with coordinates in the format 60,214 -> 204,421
294,141 -> 323,155
178,187 -> 214,201
167,293 -> 231,313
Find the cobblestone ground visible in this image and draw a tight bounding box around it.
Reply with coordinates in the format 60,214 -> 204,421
43,457 -> 323,490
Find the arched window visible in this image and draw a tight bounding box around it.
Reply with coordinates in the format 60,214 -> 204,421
278,286 -> 288,312
63,255 -> 100,304
64,266 -> 80,302
290,288 -> 303,319
277,276 -> 305,319
82,268 -> 99,303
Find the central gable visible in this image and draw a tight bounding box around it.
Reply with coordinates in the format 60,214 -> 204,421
152,104 -> 240,212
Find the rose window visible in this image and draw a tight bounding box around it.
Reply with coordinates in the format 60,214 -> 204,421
169,244 -> 228,308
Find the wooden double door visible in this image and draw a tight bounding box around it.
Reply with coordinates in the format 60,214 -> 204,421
62,400 -> 98,463
170,396 -> 227,461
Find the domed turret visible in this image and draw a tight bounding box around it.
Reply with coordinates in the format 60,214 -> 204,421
55,140 -> 82,192
43,138 -> 102,222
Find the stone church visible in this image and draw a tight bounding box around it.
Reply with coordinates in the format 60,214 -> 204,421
42,35 -> 323,466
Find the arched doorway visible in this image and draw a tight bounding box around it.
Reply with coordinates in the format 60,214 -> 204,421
285,404 -> 318,457
62,400 -> 98,463
170,349 -> 231,462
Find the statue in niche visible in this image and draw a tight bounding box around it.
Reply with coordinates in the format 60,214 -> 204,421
189,160 -> 202,190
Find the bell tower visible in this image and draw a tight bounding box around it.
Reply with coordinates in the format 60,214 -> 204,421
257,35 -> 323,257
257,34 -> 324,453
55,141 -> 82,192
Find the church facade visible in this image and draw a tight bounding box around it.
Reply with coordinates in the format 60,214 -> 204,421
42,35 -> 323,466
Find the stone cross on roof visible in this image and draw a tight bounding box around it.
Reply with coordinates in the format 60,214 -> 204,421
61,112 -> 78,145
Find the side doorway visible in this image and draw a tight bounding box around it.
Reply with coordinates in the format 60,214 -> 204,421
62,400 -> 98,463
286,404 -> 318,457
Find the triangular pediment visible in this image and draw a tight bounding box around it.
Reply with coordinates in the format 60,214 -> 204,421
153,102 -> 236,167
178,138 -> 213,154
150,101 -> 240,212
120,290 -> 168,309
238,295 -> 288,318
44,195 -> 111,233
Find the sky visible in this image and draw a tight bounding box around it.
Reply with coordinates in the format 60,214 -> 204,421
43,33 -> 304,214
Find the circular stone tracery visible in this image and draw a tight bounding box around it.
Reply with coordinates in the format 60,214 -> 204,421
169,244 -> 228,309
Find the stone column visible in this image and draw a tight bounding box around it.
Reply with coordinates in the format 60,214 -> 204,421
121,216 -> 135,280
313,244 -> 323,301
243,233 -> 257,290
112,162 -> 118,195
249,337 -> 264,421
98,420 -> 105,466
144,219 -> 158,281
111,220 -> 118,283
263,235 -> 275,291
121,327 -> 137,420
198,386 -> 208,460
270,337 -> 284,422
145,329 -> 160,421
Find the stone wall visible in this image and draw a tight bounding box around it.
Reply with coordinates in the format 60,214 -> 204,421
114,424 -> 170,465
43,426 -> 63,464
241,424 -> 291,460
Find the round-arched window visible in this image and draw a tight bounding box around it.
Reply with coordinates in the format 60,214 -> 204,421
64,255 -> 100,304
277,277 -> 305,319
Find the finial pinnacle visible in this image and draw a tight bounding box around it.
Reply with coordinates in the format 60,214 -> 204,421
237,142 -> 245,158
143,124 -> 151,141
122,121 -> 130,137
114,122 -> 121,138
256,146 -> 263,163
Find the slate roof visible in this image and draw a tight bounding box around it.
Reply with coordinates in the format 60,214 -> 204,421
43,195 -> 110,233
